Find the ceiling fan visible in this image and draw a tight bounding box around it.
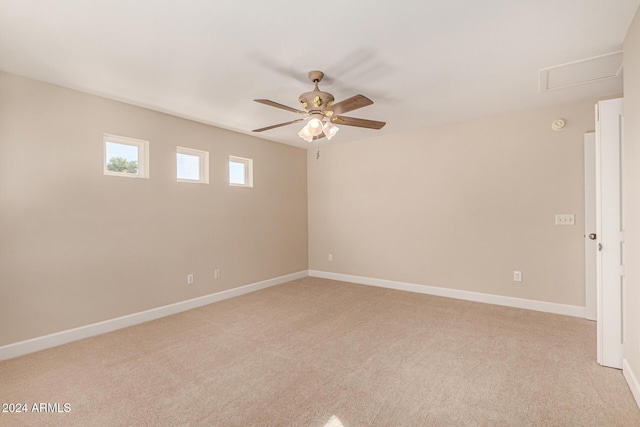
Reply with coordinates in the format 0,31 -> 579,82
252,70 -> 385,142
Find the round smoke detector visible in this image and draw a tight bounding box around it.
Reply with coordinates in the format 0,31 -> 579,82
551,118 -> 566,131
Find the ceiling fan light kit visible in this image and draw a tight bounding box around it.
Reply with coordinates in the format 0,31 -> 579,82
253,70 -> 385,142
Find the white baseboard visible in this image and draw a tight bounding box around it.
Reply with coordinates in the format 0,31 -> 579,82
623,359 -> 640,409
0,270 -> 588,362
309,270 -> 586,318
0,271 -> 308,362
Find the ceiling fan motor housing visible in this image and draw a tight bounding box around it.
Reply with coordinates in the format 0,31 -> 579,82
298,88 -> 334,113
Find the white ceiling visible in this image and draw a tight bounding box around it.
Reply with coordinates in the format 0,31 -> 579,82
1,0 -> 638,148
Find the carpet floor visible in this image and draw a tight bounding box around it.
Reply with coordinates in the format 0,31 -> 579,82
1,277 -> 639,426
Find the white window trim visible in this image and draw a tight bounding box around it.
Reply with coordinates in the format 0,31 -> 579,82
229,155 -> 253,188
177,146 -> 209,184
103,134 -> 149,179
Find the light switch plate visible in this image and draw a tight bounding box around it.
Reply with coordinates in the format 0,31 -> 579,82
555,214 -> 575,226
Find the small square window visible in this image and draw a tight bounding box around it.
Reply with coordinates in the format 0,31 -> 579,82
229,156 -> 253,187
177,147 -> 209,184
104,134 -> 149,178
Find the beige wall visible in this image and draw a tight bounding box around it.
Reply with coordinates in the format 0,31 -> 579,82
623,7 -> 640,387
0,72 -> 308,346
2,45 -> 635,355
308,98 -> 603,306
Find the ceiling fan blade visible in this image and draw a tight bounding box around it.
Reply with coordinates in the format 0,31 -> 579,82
312,132 -> 326,141
254,99 -> 306,114
329,95 -> 373,115
331,116 -> 386,130
252,118 -> 305,132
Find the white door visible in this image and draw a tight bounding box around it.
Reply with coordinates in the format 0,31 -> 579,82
584,132 -> 596,321
595,98 -> 624,369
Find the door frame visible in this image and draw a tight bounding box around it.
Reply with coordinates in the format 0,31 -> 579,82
584,132 -> 596,321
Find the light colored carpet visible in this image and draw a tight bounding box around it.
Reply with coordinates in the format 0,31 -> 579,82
1,277 -> 639,426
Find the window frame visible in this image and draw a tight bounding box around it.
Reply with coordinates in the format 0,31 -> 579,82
176,146 -> 209,184
229,155 -> 253,188
103,134 -> 149,179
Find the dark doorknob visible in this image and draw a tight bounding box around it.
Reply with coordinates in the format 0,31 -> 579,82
588,233 -> 597,240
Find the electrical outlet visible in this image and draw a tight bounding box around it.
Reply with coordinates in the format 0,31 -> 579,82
214,269 -> 221,279
513,271 -> 522,282
187,274 -> 194,285
328,254 -> 333,261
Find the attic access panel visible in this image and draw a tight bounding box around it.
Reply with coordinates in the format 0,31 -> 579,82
539,51 -> 623,92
